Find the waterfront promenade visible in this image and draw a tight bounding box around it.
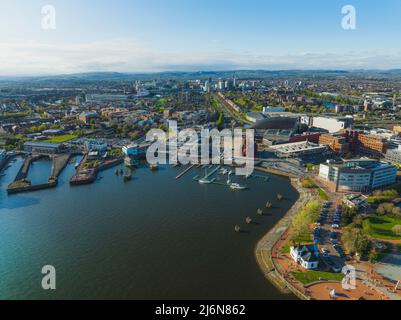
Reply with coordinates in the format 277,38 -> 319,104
255,172 -> 313,299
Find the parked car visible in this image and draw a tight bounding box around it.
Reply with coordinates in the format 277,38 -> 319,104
332,265 -> 342,273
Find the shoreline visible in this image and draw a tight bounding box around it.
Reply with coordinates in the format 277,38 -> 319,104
254,166 -> 312,300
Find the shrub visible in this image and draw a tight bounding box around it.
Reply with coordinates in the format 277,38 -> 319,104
392,225 -> 401,236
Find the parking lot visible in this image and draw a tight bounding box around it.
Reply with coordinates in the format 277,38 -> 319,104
314,201 -> 347,273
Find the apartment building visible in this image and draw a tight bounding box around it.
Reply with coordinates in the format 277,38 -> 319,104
340,129 -> 388,156
319,134 -> 350,154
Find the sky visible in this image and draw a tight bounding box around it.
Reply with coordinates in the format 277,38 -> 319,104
0,0 -> 401,75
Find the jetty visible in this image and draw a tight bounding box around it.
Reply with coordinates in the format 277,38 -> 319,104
175,164 -> 195,179
70,156 -> 123,186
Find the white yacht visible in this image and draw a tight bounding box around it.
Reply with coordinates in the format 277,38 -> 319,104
198,179 -> 212,184
229,183 -> 248,190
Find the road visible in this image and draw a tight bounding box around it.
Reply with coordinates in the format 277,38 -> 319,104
315,197 -> 347,273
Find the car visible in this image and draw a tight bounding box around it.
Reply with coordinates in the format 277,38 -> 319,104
315,222 -> 321,226
321,248 -> 330,254
331,265 -> 342,273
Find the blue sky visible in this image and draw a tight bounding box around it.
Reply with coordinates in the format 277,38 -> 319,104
0,0 -> 400,75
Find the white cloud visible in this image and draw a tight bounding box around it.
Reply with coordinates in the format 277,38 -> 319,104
0,38 -> 400,75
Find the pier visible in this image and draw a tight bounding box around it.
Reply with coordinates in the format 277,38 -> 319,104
70,156 -> 123,186
175,164 -> 195,179
202,165 -> 220,180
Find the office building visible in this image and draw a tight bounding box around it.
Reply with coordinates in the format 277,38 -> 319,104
23,142 -> 62,154
319,158 -> 397,192
312,116 -> 353,133
386,145 -> 401,165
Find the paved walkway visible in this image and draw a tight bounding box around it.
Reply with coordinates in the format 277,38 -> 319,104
357,263 -> 401,300
255,178 -> 314,299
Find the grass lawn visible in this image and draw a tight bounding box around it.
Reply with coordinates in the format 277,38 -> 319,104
43,135 -> 77,143
292,232 -> 313,244
363,214 -> 401,240
292,270 -> 344,285
281,243 -> 291,254
301,179 -> 329,201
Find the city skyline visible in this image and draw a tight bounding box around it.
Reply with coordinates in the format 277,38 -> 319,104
1,0 -> 401,75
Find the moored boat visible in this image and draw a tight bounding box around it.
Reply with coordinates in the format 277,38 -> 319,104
229,183 -> 248,190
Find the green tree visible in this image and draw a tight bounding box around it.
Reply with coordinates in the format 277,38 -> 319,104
342,206 -> 357,226
341,228 -> 370,257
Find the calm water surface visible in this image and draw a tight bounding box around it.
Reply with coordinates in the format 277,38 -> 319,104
0,158 -> 297,300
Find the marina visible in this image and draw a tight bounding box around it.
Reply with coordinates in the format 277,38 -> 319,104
0,158 -> 297,300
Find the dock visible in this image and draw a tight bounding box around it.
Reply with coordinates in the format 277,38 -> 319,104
175,164 -> 195,179
245,173 -> 270,182
203,165 -> 220,179
193,165 -> 221,184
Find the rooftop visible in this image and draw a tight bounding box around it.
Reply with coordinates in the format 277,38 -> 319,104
24,141 -> 61,148
269,141 -> 327,154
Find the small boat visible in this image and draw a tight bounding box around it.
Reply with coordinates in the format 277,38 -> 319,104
245,217 -> 252,224
230,183 -> 248,190
234,225 -> 241,233
115,169 -> 120,176
123,174 -> 132,182
198,178 -> 212,184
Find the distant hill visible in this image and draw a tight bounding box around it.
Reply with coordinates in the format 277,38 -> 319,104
1,69 -> 401,83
